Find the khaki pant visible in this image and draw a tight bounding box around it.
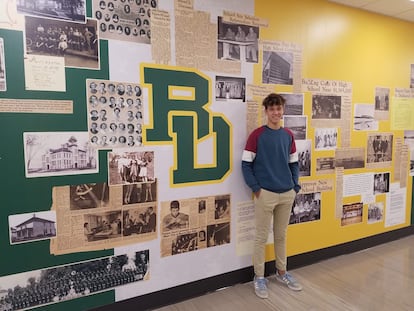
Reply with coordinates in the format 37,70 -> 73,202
253,188 -> 296,277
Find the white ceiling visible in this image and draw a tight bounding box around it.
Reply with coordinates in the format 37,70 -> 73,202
328,0 -> 414,22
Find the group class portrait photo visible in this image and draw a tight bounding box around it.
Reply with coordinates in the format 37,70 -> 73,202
24,16 -> 100,69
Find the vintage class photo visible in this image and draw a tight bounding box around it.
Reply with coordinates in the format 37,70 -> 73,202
25,16 -> 99,69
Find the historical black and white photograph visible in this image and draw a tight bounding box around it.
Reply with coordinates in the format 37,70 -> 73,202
314,128 -> 337,150
23,132 -> 98,178
366,133 -> 393,164
207,222 -> 230,247
312,94 -> 341,119
289,192 -> 321,225
0,250 -> 149,311
0,37 -> 6,91
171,232 -> 198,255
283,115 -> 307,140
341,202 -> 363,226
280,92 -> 303,115
17,0 -> 86,23
93,0 -> 157,43
404,130 -> 414,175
217,17 -> 259,63
262,50 -> 293,85
353,104 -> 378,131
83,210 -> 122,242
296,139 -> 311,177
215,75 -> 246,102
214,194 -> 230,220
25,16 -> 99,69
108,150 -> 155,186
123,180 -> 157,205
373,172 -> 390,195
368,202 -> 384,224
123,205 -> 156,236
335,147 -> 365,170
315,157 -> 335,175
9,211 -> 56,244
70,182 -> 110,210
87,79 -> 144,149
374,87 -> 390,112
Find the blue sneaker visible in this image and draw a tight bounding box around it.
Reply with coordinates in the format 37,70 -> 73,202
253,276 -> 268,299
275,271 -> 302,291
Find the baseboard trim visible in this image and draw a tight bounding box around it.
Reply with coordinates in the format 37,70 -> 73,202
92,226 -> 414,311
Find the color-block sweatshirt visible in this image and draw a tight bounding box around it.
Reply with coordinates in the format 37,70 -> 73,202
241,125 -> 300,194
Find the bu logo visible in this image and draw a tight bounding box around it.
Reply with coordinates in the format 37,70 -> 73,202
141,64 -> 232,186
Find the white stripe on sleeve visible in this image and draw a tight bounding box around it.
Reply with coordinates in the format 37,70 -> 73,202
242,150 -> 256,162
289,151 -> 298,163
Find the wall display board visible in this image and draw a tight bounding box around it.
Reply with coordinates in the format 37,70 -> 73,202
0,0 -> 413,310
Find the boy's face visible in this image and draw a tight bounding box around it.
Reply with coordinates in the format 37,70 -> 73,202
265,104 -> 284,125
171,207 -> 179,217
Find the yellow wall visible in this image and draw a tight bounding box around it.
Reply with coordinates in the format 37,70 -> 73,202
255,0 -> 413,256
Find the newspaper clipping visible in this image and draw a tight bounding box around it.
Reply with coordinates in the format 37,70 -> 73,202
160,194 -> 231,257
50,181 -> 157,255
302,78 -> 352,147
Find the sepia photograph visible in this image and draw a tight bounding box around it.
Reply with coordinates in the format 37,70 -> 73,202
162,200 -> 189,232
207,222 -> 230,247
315,157 -> 335,175
366,133 -> 393,164
215,75 -> 246,102
353,104 -> 378,131
314,128 -> 337,150
70,182 -> 109,210
341,202 -> 363,226
123,180 -> 157,205
262,50 -> 293,85
17,0 -> 86,22
0,250 -> 149,311
296,139 -> 312,177
289,192 -> 321,225
214,194 -> 230,220
368,202 -> 384,224
108,150 -> 154,186
83,210 -> 122,242
123,205 -> 156,236
25,16 -> 99,69
93,0 -> 157,43
312,94 -> 341,119
280,92 -> 304,115
335,147 -> 365,170
171,232 -> 198,255
23,132 -> 98,178
9,211 -> 56,244
217,16 -> 259,63
373,172 -> 390,195
283,115 -> 307,140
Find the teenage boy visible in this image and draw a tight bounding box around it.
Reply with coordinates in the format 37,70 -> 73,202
242,93 -> 302,299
